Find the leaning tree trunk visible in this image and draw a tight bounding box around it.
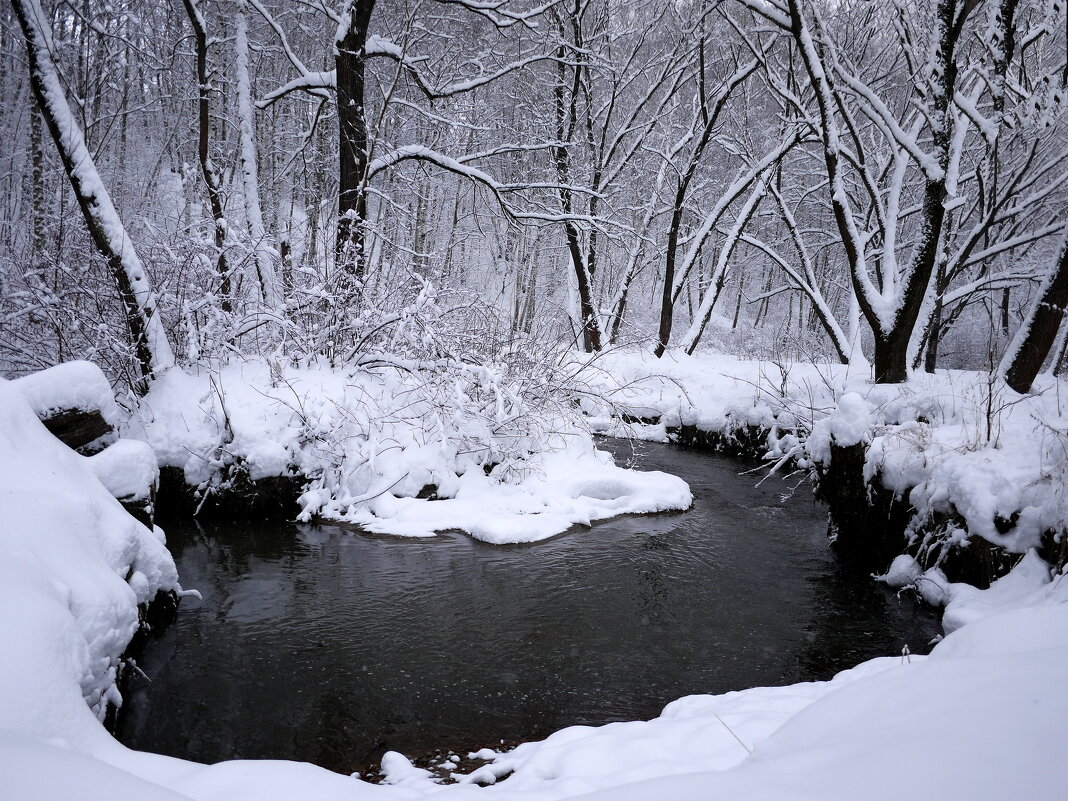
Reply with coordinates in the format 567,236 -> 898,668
13,0 -> 175,393
335,0 -> 376,279
1003,226 -> 1068,393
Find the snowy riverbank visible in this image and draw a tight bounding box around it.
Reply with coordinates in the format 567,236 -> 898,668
579,349 -> 1068,570
2,360 -> 1067,801
126,360 -> 691,543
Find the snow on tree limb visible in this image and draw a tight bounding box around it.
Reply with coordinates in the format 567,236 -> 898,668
13,0 -> 175,389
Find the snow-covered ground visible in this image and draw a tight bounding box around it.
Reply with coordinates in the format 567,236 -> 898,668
126,360 -> 691,543
2,357 -> 1067,800
578,349 -> 1068,559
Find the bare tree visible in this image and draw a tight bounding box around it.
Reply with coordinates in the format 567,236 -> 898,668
13,0 -> 174,392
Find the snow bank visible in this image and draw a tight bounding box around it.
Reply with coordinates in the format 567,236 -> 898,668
2,363 -> 1067,801
85,439 -> 158,501
126,361 -> 691,543
0,377 -> 178,743
580,349 -> 1068,556
882,549 -> 1066,633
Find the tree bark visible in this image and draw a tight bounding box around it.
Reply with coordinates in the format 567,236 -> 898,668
14,0 -> 175,393
181,0 -> 232,313
235,2 -> 282,310
335,0 -> 376,278
1004,227 -> 1068,393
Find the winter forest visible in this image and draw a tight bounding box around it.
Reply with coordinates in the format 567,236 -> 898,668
1,0 -> 1067,799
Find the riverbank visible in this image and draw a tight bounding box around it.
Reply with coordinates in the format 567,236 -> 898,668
2,357 -> 1067,801
578,349 -> 1068,592
125,359 -> 691,543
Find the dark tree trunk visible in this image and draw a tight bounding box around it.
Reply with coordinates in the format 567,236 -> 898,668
30,99 -> 47,261
924,261 -> 948,373
788,0 -> 969,384
653,52 -> 753,357
181,0 -> 231,312
873,331 -> 912,384
1005,229 -> 1068,393
335,0 -> 376,278
552,33 -> 601,353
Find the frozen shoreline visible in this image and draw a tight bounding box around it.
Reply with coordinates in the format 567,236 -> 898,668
2,358 -> 1067,801
579,349 -> 1068,564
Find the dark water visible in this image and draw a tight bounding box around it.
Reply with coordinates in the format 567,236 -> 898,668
116,440 -> 940,773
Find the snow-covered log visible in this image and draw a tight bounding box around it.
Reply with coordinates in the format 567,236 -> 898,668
11,361 -> 120,450
11,361 -> 159,524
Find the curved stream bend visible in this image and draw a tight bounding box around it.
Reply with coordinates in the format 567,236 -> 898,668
116,440 -> 940,774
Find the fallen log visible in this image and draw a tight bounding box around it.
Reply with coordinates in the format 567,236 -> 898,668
11,360 -> 120,450
38,406 -> 113,450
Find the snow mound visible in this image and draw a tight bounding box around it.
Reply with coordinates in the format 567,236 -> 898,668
127,361 -> 692,543
85,439 -> 158,501
0,377 -> 179,744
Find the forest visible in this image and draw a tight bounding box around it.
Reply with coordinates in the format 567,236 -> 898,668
1,0 -> 1064,389
0,0 -> 1067,799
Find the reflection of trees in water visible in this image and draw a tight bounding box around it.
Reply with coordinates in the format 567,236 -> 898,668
128,448 -> 945,774
784,561 -> 941,684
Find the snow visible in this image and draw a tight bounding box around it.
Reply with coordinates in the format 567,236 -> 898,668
806,391 -> 873,459
880,548 -> 1067,634
85,439 -> 159,501
126,361 -> 692,543
2,359 -> 1068,801
0,377 -> 179,742
579,348 -> 1068,556
11,359 -> 121,426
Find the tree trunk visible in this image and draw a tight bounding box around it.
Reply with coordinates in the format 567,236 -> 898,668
335,0 -> 375,278
14,0 -> 175,393
924,260 -> 948,373
235,2 -> 282,310
552,37 -> 601,353
30,99 -> 47,262
181,0 -> 232,313
1003,226 -> 1068,393
873,331 -> 911,384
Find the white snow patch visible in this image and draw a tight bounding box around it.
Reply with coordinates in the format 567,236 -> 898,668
85,439 -> 158,501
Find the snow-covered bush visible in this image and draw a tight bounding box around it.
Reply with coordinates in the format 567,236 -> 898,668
129,283 -> 691,540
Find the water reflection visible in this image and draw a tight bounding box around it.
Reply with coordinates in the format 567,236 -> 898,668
116,440 -> 941,773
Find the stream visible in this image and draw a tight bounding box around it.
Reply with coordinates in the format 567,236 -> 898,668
115,440 -> 941,774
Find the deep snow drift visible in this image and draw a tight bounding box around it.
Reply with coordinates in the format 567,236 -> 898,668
0,373 -> 180,742
1,357 -> 1066,801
